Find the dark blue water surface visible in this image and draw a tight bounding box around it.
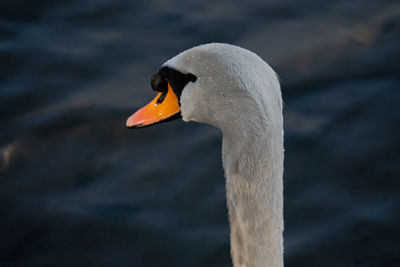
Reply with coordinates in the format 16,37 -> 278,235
1,0 -> 399,266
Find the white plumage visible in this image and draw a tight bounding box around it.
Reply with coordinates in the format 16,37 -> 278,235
164,43 -> 284,267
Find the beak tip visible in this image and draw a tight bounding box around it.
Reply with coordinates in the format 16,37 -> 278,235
126,115 -> 139,128
126,114 -> 147,129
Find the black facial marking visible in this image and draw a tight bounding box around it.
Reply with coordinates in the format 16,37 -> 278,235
151,67 -> 197,105
159,67 -> 197,100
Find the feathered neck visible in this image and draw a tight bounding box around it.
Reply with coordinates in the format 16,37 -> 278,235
221,109 -> 284,267
164,43 -> 285,266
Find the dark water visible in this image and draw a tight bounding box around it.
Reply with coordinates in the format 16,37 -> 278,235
1,0 -> 399,266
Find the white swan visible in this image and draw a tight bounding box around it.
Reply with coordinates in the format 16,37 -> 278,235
126,43 -> 284,267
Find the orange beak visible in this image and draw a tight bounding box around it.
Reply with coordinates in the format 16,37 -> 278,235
126,83 -> 181,128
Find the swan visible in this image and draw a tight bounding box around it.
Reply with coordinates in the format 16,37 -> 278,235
126,43 -> 284,267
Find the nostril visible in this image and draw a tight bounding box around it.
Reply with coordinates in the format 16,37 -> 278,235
156,91 -> 167,104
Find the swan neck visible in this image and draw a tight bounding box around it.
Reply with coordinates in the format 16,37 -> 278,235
222,123 -> 284,267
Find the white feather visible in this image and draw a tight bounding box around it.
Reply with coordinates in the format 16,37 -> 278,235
165,43 -> 284,267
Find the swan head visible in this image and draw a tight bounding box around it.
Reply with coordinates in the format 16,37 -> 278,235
127,43 -> 281,133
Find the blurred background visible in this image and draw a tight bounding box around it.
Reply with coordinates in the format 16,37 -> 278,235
1,0 -> 399,266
